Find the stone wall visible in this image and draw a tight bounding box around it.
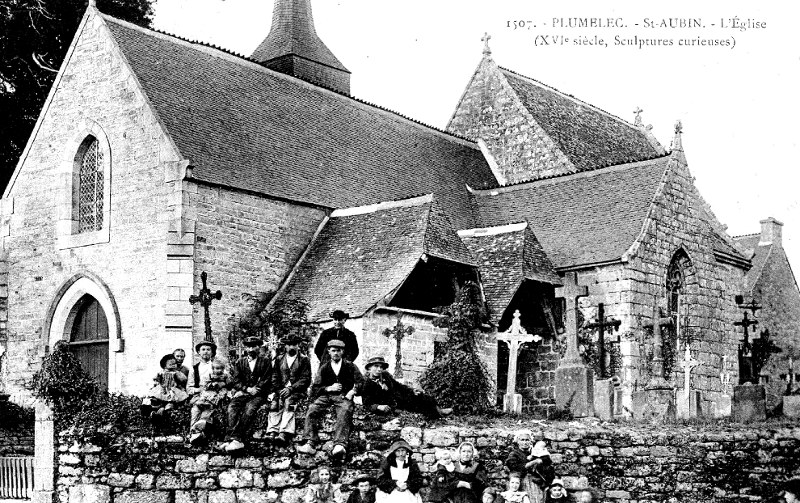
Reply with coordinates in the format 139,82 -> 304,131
497,339 -> 560,417
446,57 -> 574,184
0,428 -> 33,456
53,418 -> 800,503
0,11 -> 181,399
192,185 -> 326,359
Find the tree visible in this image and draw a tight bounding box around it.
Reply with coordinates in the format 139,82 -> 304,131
0,0 -> 154,191
419,282 -> 495,414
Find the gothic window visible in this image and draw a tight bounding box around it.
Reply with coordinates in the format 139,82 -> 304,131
664,248 -> 692,376
666,253 -> 685,317
77,137 -> 104,233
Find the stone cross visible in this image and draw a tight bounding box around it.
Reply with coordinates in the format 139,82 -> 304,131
720,355 -> 732,395
642,304 -> 674,389
189,271 -> 223,345
583,303 -> 621,379
555,272 -> 588,365
383,319 -> 414,380
734,310 -> 758,384
633,107 -> 643,126
482,32 -> 492,55
680,343 -> 702,401
497,310 -> 541,414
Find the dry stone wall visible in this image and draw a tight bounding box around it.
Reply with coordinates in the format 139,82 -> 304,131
54,416 -> 800,503
0,428 -> 33,456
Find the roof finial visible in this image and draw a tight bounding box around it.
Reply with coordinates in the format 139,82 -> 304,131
88,0 -> 96,8
482,32 -> 492,56
671,120 -> 683,152
633,106 -> 643,127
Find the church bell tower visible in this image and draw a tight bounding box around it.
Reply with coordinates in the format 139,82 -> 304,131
251,0 -> 351,94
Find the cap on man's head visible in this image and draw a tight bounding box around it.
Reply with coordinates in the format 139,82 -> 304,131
364,356 -> 389,370
330,310 -> 349,321
327,339 -> 346,349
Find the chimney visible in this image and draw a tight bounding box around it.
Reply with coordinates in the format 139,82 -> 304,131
759,217 -> 783,245
251,0 -> 351,94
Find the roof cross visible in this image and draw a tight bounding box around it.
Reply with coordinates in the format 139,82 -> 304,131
482,32 -> 492,56
633,107 -> 643,126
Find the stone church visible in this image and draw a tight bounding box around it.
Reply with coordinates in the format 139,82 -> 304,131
1,0 -> 797,417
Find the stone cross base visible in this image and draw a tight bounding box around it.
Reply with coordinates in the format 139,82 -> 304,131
555,365 -> 595,417
732,384 -> 766,423
503,393 -> 525,415
631,388 -> 676,422
783,395 -> 800,418
677,390 -> 702,419
593,379 -> 614,421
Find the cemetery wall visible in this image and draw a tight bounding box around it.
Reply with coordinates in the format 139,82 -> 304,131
507,340 -> 559,417
0,429 -> 33,456
53,419 -> 800,503
192,186 -> 326,358
0,11 -> 180,400
447,58 -> 574,184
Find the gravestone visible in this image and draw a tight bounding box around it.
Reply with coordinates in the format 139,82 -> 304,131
554,273 -> 594,417
632,304 -> 676,422
676,344 -> 702,419
732,383 -> 767,422
783,395 -> 800,418
497,310 -> 540,414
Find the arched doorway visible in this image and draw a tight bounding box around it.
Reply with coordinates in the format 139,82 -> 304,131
67,295 -> 110,390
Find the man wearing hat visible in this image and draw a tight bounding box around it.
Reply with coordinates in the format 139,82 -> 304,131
314,310 -> 359,364
361,356 -> 452,418
346,474 -> 376,503
188,338 -> 217,392
298,338 -> 364,458
223,335 -> 273,452
266,335 -> 312,445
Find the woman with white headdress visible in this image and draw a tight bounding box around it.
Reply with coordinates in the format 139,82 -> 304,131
449,441 -> 487,503
505,432 -> 554,503
376,440 -> 423,503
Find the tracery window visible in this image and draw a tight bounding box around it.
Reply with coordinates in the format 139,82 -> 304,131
664,248 -> 692,376
77,137 -> 104,233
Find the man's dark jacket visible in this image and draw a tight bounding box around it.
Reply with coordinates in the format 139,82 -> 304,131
310,359 -> 363,399
230,356 -> 272,398
271,353 -> 312,400
314,326 -> 359,362
361,370 -> 416,412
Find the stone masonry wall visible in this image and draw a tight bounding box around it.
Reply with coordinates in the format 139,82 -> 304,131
0,11 -> 181,399
750,244 -> 800,408
0,428 -> 33,456
192,186 -> 326,360
54,419 -> 800,503
447,57 -> 574,184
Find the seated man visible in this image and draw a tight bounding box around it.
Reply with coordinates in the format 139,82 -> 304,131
298,339 -> 363,459
224,335 -> 273,452
361,356 -> 452,418
267,335 -> 312,445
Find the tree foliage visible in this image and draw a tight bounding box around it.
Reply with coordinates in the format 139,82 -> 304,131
229,291 -> 315,358
419,282 -> 495,414
32,340 -> 98,410
0,0 -> 155,191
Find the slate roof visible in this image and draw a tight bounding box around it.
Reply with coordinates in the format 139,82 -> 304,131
277,195 -> 476,321
460,223 -> 561,321
104,17 -> 496,229
250,0 -> 348,71
500,68 -> 663,172
733,234 -> 771,294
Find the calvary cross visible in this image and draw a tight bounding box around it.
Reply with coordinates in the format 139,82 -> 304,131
189,271 -> 223,343
734,310 -> 759,384
583,303 -> 621,379
555,272 -> 588,366
383,318 -> 414,380
643,304 -> 674,390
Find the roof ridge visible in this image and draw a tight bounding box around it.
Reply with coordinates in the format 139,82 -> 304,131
498,66 -> 643,132
732,232 -> 760,239
102,14 -> 481,149
330,193 -> 434,217
458,222 -> 528,237
468,153 -> 670,195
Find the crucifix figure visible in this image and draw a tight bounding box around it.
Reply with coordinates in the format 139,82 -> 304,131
680,343 -> 702,401
189,271 -> 223,344
555,272 -> 588,365
482,32 -> 492,56
583,303 -> 621,379
497,310 -> 541,414
734,310 -> 759,384
642,304 -> 674,389
382,319 -> 414,380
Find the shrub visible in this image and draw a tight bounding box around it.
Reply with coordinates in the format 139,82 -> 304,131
32,341 -> 98,411
419,282 -> 494,414
0,400 -> 34,431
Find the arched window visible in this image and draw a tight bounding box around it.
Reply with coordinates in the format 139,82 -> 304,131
77,137 -> 104,233
664,248 -> 693,376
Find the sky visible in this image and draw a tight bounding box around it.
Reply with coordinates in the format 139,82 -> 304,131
153,0 -> 800,279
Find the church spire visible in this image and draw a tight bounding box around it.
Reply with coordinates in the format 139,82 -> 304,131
251,0 -> 350,94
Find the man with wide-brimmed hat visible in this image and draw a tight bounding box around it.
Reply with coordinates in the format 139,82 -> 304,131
223,335 -> 273,452
297,338 -> 364,459
188,337 -> 217,391
361,356 -> 452,419
314,310 -> 359,364
266,335 -> 312,445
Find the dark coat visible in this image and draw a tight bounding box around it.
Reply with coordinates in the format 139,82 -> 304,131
229,356 -> 272,398
506,448 -> 554,489
315,326 -> 359,362
361,370 -> 414,411
346,490 -> 376,503
272,353 -> 312,400
310,359 -> 364,399
449,461 -> 487,503
428,464 -> 457,503
376,453 -> 424,495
